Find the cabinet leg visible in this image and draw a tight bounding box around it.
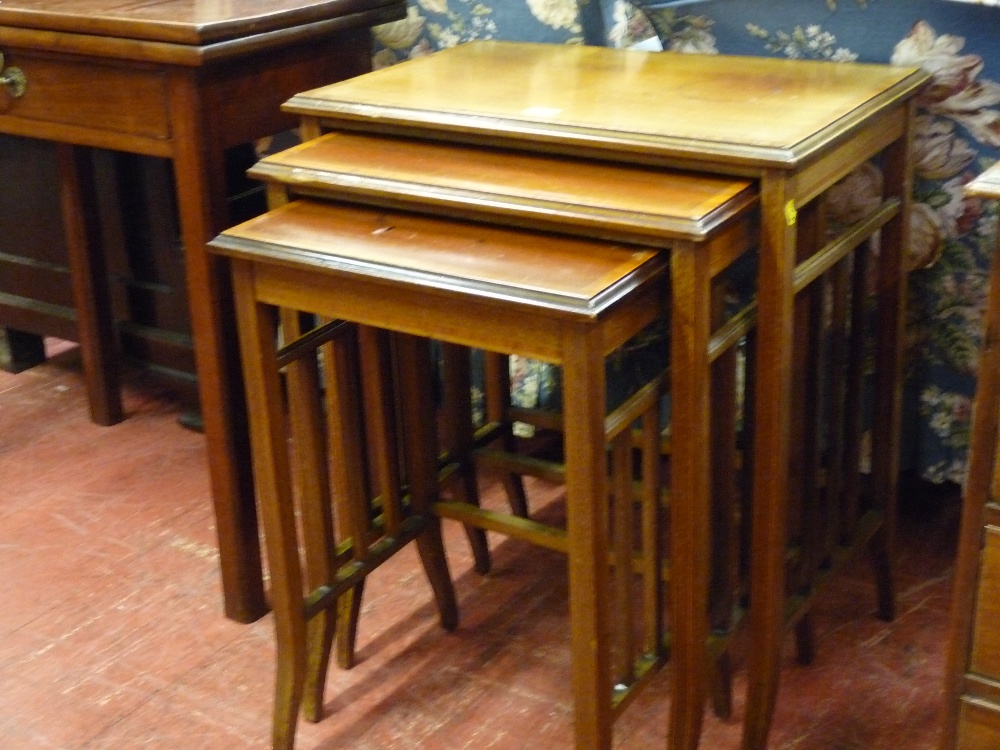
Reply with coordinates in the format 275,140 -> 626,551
57,144 -> 123,426
0,328 -> 46,373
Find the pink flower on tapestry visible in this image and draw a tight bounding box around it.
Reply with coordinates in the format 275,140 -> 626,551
826,161 -> 883,227
913,115 -> 977,180
906,172 -> 969,270
891,21 -> 1000,147
909,202 -> 946,270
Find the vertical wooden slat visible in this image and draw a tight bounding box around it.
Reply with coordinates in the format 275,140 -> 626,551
740,328 -> 758,604
823,256 -> 851,557
281,310 -> 336,579
640,402 -> 664,658
322,325 -> 370,559
484,351 -> 530,518
441,342 -> 492,574
280,308 -> 338,721
357,324 -> 403,536
841,245 -> 870,544
611,429 -> 635,687
396,333 -> 459,631
320,324 -> 371,670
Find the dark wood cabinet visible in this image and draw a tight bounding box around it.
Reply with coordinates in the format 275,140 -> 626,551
0,135 -> 264,405
0,0 -> 403,621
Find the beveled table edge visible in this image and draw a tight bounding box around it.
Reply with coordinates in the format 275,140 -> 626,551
0,0 -> 401,45
0,2 -> 404,65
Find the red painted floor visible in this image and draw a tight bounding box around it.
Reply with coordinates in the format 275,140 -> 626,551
0,343 -> 955,749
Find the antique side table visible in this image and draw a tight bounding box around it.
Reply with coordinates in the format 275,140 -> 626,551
0,0 -> 405,623
281,41 -> 930,748
941,162 -> 1000,749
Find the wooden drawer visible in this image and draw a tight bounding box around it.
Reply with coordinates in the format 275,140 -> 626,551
0,49 -> 170,139
971,525 -> 1000,679
958,697 -> 1000,749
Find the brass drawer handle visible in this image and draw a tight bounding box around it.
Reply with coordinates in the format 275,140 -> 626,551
0,53 -> 26,98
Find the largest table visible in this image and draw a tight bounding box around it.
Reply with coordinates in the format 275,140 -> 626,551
282,41 -> 929,748
0,0 -> 405,623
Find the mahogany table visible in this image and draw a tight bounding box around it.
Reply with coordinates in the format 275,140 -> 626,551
281,41 -> 929,748
0,0 -> 405,623
244,130 -> 759,750
941,162 -> 1000,748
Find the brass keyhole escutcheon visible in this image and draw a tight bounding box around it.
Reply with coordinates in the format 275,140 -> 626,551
0,52 -> 27,98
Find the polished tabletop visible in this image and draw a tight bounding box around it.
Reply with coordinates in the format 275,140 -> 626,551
285,40 -> 928,168
249,131 -> 758,245
0,0 -> 395,44
213,198 -> 664,311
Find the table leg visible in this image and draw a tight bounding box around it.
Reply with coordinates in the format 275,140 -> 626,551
561,324 -> 613,749
668,239 -> 712,748
56,144 -> 123,427
869,114 -> 916,620
230,263 -> 307,750
742,172 -> 798,750
168,75 -> 266,623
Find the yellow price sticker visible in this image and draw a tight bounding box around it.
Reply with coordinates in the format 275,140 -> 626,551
784,200 -> 797,227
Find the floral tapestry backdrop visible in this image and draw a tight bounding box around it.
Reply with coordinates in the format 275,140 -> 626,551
617,0 -> 999,486
368,0 -> 999,487
371,0 -> 607,66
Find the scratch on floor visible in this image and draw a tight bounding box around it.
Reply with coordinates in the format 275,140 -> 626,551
167,536 -> 220,563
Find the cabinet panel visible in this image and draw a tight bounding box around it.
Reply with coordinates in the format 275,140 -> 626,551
0,131 -> 73,340
971,526 -> 1000,679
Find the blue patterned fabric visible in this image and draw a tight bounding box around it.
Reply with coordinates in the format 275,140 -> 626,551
370,0 -> 608,66
615,0 -> 1000,485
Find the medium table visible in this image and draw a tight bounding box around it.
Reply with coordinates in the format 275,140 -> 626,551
0,0 -> 405,623
244,129 -> 759,749
281,41 -> 929,748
